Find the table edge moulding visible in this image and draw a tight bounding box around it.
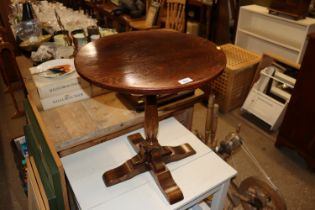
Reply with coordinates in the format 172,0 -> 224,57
74,30 -> 226,204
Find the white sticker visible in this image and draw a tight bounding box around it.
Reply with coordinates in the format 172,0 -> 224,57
178,77 -> 193,85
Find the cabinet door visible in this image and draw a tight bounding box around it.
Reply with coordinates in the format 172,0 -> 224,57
276,32 -> 315,169
24,100 -> 66,210
279,33 -> 315,147
308,136 -> 315,155
27,157 -> 49,210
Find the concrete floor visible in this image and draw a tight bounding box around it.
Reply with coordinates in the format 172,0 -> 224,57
1,77 -> 315,210
0,81 -> 27,210
192,103 -> 315,210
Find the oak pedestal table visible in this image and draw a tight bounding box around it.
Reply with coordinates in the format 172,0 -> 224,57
74,30 -> 226,204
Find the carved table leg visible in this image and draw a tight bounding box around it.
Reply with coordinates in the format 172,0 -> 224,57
103,95 -> 196,204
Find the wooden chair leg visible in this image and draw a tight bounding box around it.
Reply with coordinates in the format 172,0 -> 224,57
0,41 -> 26,119
205,93 -> 219,149
7,87 -> 25,119
1,71 -> 25,119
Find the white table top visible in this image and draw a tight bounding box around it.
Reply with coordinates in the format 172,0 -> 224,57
62,118 -> 237,210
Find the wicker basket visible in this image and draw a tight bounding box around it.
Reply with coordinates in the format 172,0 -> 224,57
211,44 -> 261,113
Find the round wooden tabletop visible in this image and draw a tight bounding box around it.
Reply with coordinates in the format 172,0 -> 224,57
75,30 -> 226,95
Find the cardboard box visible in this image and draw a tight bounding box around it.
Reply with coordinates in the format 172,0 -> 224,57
40,88 -> 91,110
32,71 -> 90,99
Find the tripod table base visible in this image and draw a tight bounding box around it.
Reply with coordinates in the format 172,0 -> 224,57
103,133 -> 196,204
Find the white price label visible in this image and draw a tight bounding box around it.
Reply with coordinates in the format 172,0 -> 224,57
178,77 -> 193,85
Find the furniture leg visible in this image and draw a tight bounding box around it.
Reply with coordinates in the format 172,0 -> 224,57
8,88 -> 25,119
211,180 -> 231,210
102,95 -> 196,204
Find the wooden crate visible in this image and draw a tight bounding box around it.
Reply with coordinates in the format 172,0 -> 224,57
211,44 -> 261,113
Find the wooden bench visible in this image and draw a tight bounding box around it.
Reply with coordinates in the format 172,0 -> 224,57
94,1 -> 134,32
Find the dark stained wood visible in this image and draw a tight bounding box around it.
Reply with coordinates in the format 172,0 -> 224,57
276,32 -> 315,171
75,30 -> 226,95
75,30 -> 226,204
0,41 -> 26,118
269,0 -> 311,20
103,133 -> 195,204
0,0 -> 18,52
144,95 -> 159,144
94,2 -> 132,32
0,28 -> 20,83
210,0 -> 230,44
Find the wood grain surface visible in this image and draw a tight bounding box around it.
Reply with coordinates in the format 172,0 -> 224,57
75,30 -> 226,94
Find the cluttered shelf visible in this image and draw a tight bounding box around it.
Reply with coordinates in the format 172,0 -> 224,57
6,0 -> 220,64
9,1 -> 117,62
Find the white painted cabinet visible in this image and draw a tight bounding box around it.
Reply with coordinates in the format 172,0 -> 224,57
235,4 -> 315,64
62,118 -> 237,210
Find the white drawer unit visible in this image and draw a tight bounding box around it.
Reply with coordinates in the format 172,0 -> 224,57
242,88 -> 286,130
235,4 -> 315,64
241,66 -> 296,131
62,118 -> 237,210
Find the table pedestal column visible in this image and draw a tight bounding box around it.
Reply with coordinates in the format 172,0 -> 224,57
103,95 -> 196,204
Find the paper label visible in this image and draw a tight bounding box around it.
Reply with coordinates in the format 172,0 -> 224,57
178,77 -> 193,85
